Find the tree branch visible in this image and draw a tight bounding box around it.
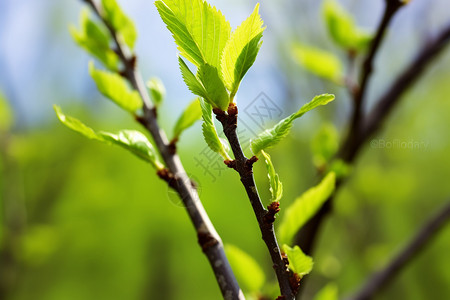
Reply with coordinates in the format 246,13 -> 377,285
347,201 -> 450,300
215,105 -> 295,299
83,1 -> 243,299
344,0 -> 405,158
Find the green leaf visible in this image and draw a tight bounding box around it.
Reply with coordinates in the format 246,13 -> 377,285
250,94 -> 335,155
313,283 -> 339,300
311,123 -> 339,169
261,150 -> 283,202
199,99 -> 231,160
197,64 -> 230,111
147,77 -> 166,107
155,0 -> 231,68
89,62 -> 143,112
278,172 -> 336,245
99,130 -> 164,169
101,0 -> 137,49
69,8 -> 119,71
54,106 -> 164,169
282,245 -> 313,276
323,0 -> 372,51
221,4 -> 265,99
225,244 -> 266,293
179,57 -> 209,99
173,98 -> 203,140
0,90 -> 13,131
292,43 -> 344,83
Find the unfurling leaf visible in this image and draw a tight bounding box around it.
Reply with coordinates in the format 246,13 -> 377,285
225,244 -> 266,293
0,90 -> 13,131
292,43 -> 344,83
282,245 -> 313,276
278,172 -> 336,245
261,150 -> 283,202
199,99 -> 231,160
221,4 -> 265,99
323,0 -> 372,51
54,106 -> 164,169
314,283 -> 339,300
155,0 -> 231,68
147,78 -> 166,107
173,99 -> 203,140
311,123 -> 339,169
197,64 -> 230,111
100,0 -> 137,49
89,62 -> 143,112
250,94 -> 335,155
70,8 -> 119,71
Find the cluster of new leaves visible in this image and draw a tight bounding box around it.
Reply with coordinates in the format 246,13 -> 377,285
156,0 -> 265,110
291,0 -> 373,83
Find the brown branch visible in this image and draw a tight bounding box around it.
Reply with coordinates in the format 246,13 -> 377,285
215,105 -> 294,299
347,201 -> 450,300
344,0 -> 405,158
83,1 -> 243,299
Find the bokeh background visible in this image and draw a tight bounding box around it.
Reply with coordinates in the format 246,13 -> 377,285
1,0 -> 450,299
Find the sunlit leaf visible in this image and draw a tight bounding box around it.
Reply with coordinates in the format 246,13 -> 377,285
101,0 -> 137,49
0,90 -> 13,131
250,94 -> 335,155
89,62 -> 143,112
323,0 -> 372,51
221,4 -> 265,99
261,150 -> 283,202
173,99 -> 203,139
54,106 -> 163,169
314,283 -> 339,300
147,77 -> 166,107
292,43 -> 344,83
282,245 -> 313,276
278,172 -> 336,245
199,99 -> 231,160
69,8 -> 119,71
155,0 -> 231,68
225,244 -> 266,293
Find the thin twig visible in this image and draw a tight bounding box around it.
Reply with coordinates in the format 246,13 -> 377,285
83,1 -> 243,299
347,201 -> 450,300
215,105 -> 295,299
343,0 -> 405,158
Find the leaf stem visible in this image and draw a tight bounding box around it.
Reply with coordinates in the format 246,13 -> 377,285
215,105 -> 294,299
82,1 -> 244,299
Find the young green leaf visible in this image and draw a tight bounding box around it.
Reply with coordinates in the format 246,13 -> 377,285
54,106 -> 164,169
261,150 -> 283,202
89,62 -> 143,112
147,78 -> 166,107
278,172 -> 336,245
178,57 -> 210,99
311,123 -> 339,169
314,283 -> 338,300
155,0 -> 231,68
197,64 -> 230,111
0,90 -> 13,131
282,245 -> 313,276
221,4 -> 265,99
199,99 -> 231,160
173,98 -> 203,140
100,0 -> 137,49
225,244 -> 266,294
70,8 -> 119,71
99,130 -> 164,169
292,43 -> 344,83
323,0 -> 372,51
250,94 -> 335,155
